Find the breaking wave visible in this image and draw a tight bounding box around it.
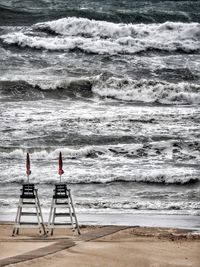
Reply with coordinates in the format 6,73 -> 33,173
0,78 -> 94,100
35,18 -> 200,40
92,77 -> 200,104
77,199 -> 200,213
1,76 -> 200,105
1,139 -> 200,162
0,140 -> 199,186
1,165 -> 199,185
1,19 -> 200,54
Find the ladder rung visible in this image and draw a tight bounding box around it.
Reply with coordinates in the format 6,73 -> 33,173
47,223 -> 72,228
55,213 -> 74,217
53,196 -> 68,199
15,225 -> 41,228
18,222 -> 39,225
21,212 -> 40,216
14,223 -> 41,228
53,205 -> 70,209
52,222 -> 72,225
54,203 -> 68,206
20,205 -> 36,208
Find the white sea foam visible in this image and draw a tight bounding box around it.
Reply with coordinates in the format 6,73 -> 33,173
35,17 -> 133,38
2,74 -> 199,104
35,17 -> 200,41
1,161 -> 198,185
1,139 -> 200,161
92,77 -> 200,104
19,75 -> 200,104
77,199 -> 200,213
1,140 -> 199,185
1,19 -> 200,54
1,146 -> 108,160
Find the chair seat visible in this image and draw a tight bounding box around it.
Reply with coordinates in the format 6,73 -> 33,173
20,195 -> 35,199
53,194 -> 68,199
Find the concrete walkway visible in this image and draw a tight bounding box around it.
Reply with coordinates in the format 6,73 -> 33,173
0,226 -> 127,266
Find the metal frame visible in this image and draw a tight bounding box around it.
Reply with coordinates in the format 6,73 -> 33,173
47,184 -> 80,235
12,184 -> 47,236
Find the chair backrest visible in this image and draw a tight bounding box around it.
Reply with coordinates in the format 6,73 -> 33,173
20,183 -> 35,198
53,183 -> 68,199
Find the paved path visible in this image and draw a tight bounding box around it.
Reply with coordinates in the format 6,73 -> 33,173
0,226 -> 128,266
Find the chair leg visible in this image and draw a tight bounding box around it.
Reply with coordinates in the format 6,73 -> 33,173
48,198 -> 54,227
16,201 -> 22,235
35,204 -> 42,235
69,192 -> 80,235
12,201 -> 21,236
51,206 -> 56,236
36,191 -> 47,236
67,198 -> 74,230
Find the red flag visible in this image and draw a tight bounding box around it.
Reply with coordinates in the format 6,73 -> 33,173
58,152 -> 64,175
26,153 -> 31,176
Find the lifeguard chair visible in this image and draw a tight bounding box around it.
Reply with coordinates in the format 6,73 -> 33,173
12,153 -> 46,236
47,152 -> 80,235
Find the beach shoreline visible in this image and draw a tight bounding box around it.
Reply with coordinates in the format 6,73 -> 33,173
1,212 -> 200,231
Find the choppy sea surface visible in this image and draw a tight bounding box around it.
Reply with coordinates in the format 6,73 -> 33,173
0,0 -> 200,217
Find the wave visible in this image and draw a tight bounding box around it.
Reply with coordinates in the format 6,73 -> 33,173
1,19 -> 200,54
0,142 -> 199,185
0,146 -> 105,160
77,199 -> 200,213
92,76 -> 200,104
1,76 -> 200,104
1,167 -> 199,185
1,195 -> 199,214
1,139 -> 200,163
0,78 -> 94,100
34,18 -> 200,40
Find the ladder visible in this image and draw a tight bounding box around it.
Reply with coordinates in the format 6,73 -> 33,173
12,184 -> 47,236
47,183 -> 80,235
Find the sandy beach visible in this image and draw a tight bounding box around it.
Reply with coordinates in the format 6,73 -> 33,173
0,223 -> 200,267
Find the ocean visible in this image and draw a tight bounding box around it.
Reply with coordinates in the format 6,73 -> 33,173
0,0 -> 200,221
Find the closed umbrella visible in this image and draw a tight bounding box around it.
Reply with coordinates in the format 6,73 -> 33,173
58,152 -> 64,182
26,152 -> 31,183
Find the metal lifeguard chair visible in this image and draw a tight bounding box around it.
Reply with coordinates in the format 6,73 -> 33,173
47,152 -> 80,235
12,153 -> 46,236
